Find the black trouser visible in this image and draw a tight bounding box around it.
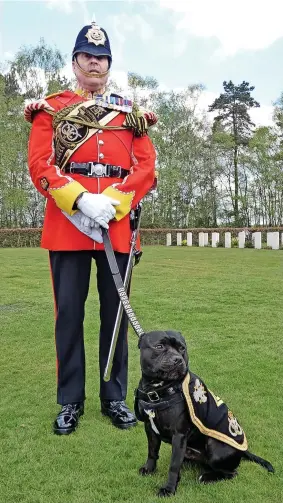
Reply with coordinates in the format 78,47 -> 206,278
49,250 -> 130,405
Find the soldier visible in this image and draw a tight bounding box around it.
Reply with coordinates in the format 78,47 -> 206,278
26,21 -> 157,435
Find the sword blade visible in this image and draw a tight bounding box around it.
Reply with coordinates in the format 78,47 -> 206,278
103,236 -> 136,381
102,206 -> 144,381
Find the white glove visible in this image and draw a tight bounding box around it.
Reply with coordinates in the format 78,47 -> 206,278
77,193 -> 120,228
80,214 -> 99,231
81,213 -> 109,230
62,210 -> 103,243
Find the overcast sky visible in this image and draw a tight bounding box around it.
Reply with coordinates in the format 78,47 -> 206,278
1,0 -> 282,125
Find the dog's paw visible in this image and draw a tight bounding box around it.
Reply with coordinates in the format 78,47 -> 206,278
157,486 -> 175,497
139,464 -> 156,476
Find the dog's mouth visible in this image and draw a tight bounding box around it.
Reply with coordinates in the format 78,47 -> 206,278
143,366 -> 187,381
158,360 -> 187,380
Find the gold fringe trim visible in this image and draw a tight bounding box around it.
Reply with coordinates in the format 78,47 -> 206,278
182,373 -> 248,452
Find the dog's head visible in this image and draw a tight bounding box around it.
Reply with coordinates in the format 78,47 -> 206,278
138,330 -> 188,381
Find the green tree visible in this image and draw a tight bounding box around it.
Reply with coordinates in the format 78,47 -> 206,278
0,40 -> 71,228
209,81 -> 260,226
10,38 -> 71,99
149,85 -> 219,228
273,92 -> 283,161
245,127 -> 283,225
128,72 -> 158,105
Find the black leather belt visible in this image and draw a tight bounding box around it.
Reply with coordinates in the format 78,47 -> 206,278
64,162 -> 128,178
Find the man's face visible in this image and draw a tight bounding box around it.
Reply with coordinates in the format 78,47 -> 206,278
72,52 -> 109,91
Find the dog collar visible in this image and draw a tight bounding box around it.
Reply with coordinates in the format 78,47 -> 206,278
135,382 -> 183,405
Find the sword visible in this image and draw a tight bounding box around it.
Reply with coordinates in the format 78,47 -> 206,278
103,205 -> 144,381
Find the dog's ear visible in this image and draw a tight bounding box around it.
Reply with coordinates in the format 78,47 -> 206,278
138,333 -> 146,349
165,330 -> 186,347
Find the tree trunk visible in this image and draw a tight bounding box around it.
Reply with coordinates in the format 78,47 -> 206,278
233,145 -> 239,225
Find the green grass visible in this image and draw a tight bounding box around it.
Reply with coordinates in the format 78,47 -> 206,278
0,247 -> 282,503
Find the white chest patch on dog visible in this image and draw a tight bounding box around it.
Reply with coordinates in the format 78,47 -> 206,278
145,409 -> 160,435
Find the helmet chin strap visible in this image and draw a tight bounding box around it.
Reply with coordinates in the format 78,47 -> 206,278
74,56 -> 110,79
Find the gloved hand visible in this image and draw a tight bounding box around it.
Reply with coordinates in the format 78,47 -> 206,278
77,193 -> 120,228
62,210 -> 103,243
81,215 -> 111,231
80,214 -> 99,232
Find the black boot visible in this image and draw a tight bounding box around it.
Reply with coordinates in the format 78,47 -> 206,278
101,400 -> 137,429
53,403 -> 84,435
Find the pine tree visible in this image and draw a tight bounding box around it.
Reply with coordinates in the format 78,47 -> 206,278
209,81 -> 260,225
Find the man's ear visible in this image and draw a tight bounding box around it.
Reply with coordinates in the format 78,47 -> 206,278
72,59 -> 77,76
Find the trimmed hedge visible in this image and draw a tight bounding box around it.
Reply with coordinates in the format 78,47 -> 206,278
0,228 -> 42,248
0,227 -> 282,248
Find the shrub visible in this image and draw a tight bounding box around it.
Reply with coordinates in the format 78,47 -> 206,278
262,242 -> 271,250
244,240 -> 254,248
216,235 -> 225,247
0,228 -> 42,248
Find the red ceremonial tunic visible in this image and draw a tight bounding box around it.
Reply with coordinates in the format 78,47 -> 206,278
28,90 -> 156,253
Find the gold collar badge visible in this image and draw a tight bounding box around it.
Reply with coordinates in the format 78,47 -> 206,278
85,22 -> 106,46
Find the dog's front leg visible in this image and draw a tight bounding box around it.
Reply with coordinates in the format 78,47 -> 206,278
158,432 -> 187,497
139,421 -> 161,476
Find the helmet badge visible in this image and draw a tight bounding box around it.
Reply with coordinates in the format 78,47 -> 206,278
85,21 -> 106,46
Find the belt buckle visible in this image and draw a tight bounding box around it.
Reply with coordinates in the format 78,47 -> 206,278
88,162 -> 104,177
147,391 -> 159,403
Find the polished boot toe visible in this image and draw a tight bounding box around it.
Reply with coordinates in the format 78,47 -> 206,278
53,402 -> 84,435
101,400 -> 137,429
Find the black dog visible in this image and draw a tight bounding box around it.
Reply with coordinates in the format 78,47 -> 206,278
135,330 -> 274,497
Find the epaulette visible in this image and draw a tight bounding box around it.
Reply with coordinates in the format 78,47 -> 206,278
45,90 -> 64,100
24,98 -> 55,123
124,104 -> 158,137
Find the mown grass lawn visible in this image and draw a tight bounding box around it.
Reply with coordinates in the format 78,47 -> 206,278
0,246 -> 282,503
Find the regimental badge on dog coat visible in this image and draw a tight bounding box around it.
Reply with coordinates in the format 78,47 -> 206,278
182,373 -> 248,451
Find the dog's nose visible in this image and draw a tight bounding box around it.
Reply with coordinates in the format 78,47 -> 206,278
173,356 -> 183,365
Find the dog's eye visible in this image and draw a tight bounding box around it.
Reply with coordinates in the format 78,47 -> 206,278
155,344 -> 164,350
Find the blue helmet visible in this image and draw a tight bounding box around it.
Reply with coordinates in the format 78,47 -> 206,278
72,22 -> 112,66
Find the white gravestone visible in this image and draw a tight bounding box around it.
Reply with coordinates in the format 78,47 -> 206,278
238,231 -> 245,248
273,232 -> 279,250
212,232 -> 219,247
225,232 -> 231,248
166,233 -> 171,246
186,232 -> 192,246
254,232 -> 262,249
267,232 -> 279,249
199,232 -> 205,247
